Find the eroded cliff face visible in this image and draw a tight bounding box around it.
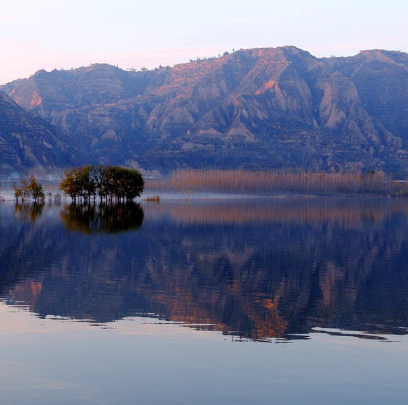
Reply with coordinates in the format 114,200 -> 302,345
324,50 -> 408,142
2,47 -> 408,173
0,92 -> 84,171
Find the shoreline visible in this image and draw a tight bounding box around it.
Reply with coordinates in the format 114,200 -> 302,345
0,189 -> 400,204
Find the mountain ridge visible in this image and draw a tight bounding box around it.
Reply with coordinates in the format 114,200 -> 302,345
2,46 -> 408,174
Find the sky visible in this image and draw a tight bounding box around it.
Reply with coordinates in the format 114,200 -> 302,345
0,0 -> 407,84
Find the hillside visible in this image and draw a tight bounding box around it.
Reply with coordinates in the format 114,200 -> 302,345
0,91 -> 85,173
2,47 -> 408,174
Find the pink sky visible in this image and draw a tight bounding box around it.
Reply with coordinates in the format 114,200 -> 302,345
0,0 -> 407,83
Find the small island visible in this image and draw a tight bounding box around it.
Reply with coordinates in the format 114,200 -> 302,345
11,165 -> 144,203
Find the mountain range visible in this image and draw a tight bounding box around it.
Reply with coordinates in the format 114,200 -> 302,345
1,46 -> 408,174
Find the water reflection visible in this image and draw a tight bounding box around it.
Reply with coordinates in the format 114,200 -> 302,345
1,197 -> 408,341
15,202 -> 45,223
60,202 -> 144,234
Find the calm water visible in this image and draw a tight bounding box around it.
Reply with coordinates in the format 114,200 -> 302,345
0,196 -> 408,404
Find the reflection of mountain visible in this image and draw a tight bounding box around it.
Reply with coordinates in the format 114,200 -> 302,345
1,198 -> 408,341
60,202 -> 144,234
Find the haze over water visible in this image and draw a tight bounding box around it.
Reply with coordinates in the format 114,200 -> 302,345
0,196 -> 407,404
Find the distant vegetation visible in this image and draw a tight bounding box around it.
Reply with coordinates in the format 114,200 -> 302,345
60,166 -> 144,202
148,169 -> 403,195
189,51 -> 231,63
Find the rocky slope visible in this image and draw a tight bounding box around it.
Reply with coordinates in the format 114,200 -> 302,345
324,50 -> 408,143
0,91 -> 85,172
2,47 -> 408,174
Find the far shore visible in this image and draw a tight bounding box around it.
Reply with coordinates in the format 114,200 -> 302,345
0,189 -> 402,204
2,169 -> 408,202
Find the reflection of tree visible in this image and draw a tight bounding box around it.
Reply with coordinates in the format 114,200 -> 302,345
15,202 -> 45,223
60,202 -> 144,234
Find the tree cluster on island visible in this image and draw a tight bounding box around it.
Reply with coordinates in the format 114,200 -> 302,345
13,175 -> 45,202
59,165 -> 144,202
12,166 -> 144,203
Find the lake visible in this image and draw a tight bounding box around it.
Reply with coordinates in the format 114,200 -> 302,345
0,195 -> 407,404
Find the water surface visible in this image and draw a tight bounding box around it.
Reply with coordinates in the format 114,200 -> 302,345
0,197 -> 407,404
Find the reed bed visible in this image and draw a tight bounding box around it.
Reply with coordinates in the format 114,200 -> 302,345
147,169 -> 401,195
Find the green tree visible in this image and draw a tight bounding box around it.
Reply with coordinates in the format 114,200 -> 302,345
27,175 -> 45,201
12,182 -> 23,201
60,165 -> 144,202
13,175 -> 44,202
59,168 -> 78,200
